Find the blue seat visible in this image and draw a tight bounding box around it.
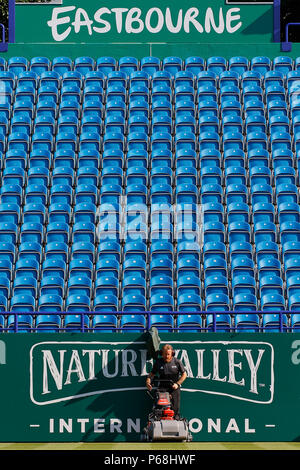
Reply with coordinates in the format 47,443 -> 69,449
229,56 -> 248,76
97,240 -> 121,264
93,294 -> 118,312
177,314 -> 202,332
10,293 -> 35,313
52,57 -> 72,77
149,313 -> 174,331
290,312 -> 300,329
204,275 -> 228,297
96,257 -> 119,279
96,57 -> 116,75
71,241 -> 95,264
20,222 -> 44,244
64,314 -> 90,332
261,294 -> 286,312
256,241 -> 279,265
278,202 -> 300,224
280,221 -> 300,245
250,56 -> 271,76
53,149 -> 75,169
203,256 -> 227,278
206,313 -> 231,332
52,167 -> 75,187
48,203 -> 71,225
184,57 -> 204,76
74,56 -> 94,75
130,71 -> 150,87
82,99 -> 103,119
94,275 -> 118,298
265,70 -> 284,89
0,275 -> 10,298
276,183 -> 298,206
30,56 -> 50,76
8,57 -> 28,75
287,275 -> 300,300
36,314 -> 61,333
150,275 -> 173,298
150,294 -> 174,312
205,293 -> 230,312
228,221 -> 251,245
25,184 -> 48,205
0,203 -> 20,225
0,259 -> 12,280
140,57 -> 160,76
233,292 -> 258,312
27,167 -> 50,187
123,274 -> 146,297
232,275 -> 256,297
235,313 -> 260,332
227,202 -> 249,225
120,314 -> 147,332
119,56 -> 138,76
41,259 -> 66,280
262,313 -> 288,332
7,313 -> 33,333
92,314 -> 118,332
207,56 -> 226,76
273,56 -> 293,75
40,276 -> 64,298
162,56 -> 182,77
246,115 -> 266,134
0,222 -> 18,245
122,294 -> 146,312
254,221 -> 276,244
65,295 -> 91,313
258,257 -> 281,280
274,166 -> 295,186
177,293 -> 202,312
50,184 -> 73,206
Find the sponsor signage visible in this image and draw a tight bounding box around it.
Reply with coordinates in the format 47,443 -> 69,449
14,0 -> 274,45
0,333 -> 300,442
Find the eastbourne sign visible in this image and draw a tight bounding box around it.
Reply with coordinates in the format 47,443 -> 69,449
14,0 -> 274,46
46,5 -> 243,41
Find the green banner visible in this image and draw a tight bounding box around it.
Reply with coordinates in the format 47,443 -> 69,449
1,332 -> 300,442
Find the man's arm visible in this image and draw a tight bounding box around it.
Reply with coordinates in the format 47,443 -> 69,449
146,371 -> 155,391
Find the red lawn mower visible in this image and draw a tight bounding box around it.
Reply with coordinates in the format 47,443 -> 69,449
141,379 -> 193,442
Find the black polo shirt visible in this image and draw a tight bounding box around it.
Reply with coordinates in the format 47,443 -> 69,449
151,356 -> 186,383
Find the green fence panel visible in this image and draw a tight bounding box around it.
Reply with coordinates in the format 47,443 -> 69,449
0,333 -> 300,442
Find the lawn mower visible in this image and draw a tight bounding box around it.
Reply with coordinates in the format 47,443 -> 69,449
141,379 -> 193,442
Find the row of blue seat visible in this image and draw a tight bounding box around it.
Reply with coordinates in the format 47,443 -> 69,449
1,83 -> 298,107
0,56 -> 299,78
0,311 -> 298,333
3,70 -> 300,95
0,166 -> 299,191
2,114 -> 300,139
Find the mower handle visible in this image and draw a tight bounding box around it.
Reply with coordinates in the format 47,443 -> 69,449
150,378 -> 175,390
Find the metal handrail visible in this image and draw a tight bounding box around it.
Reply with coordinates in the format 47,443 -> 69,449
0,310 -> 294,333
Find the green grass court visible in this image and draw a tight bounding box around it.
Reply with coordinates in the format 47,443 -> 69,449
0,442 -> 299,451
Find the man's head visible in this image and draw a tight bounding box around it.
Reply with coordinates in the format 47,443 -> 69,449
161,344 -> 174,362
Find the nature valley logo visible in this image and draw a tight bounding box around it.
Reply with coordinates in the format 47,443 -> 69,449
29,340 -> 274,406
